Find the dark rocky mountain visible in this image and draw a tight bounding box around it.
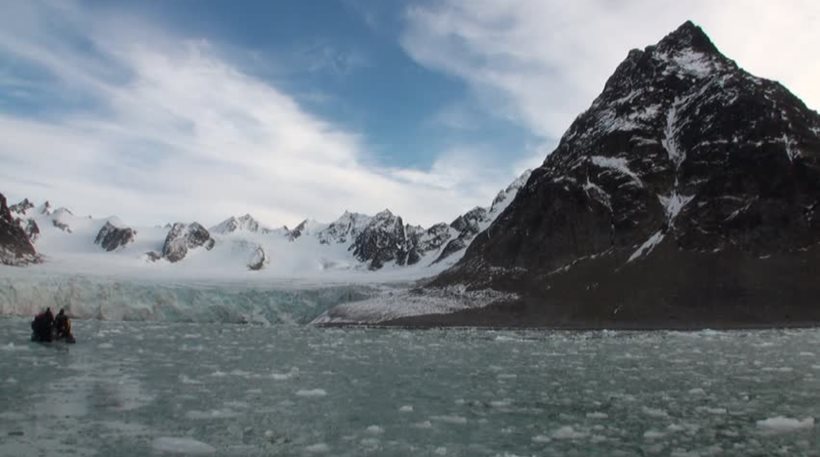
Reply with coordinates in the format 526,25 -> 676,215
278,173 -> 531,270
286,219 -> 313,241
350,210 -> 420,270
0,193 -> 40,266
150,222 -> 216,263
20,219 -> 40,243
8,199 -> 42,244
8,200 -> 41,244
346,171 -> 532,270
433,170 -> 532,264
416,21 -> 820,328
9,198 -> 34,214
95,221 -> 137,251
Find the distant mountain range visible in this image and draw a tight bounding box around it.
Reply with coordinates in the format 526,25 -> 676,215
0,171 -> 530,279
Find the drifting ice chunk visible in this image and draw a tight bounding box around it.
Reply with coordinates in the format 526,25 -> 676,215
304,443 -> 330,454
552,426 -> 587,440
756,416 -> 814,434
296,389 -> 327,397
151,437 -> 215,455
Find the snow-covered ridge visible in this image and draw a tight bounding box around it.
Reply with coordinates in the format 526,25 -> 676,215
0,170 -> 531,281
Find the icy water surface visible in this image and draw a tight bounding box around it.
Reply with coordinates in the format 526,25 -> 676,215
1,319 -> 819,456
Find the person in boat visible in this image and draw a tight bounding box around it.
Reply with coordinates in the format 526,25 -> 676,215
54,309 -> 72,340
30,307 -> 54,342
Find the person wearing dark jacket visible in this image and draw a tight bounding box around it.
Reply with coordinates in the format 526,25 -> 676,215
31,307 -> 54,342
44,307 -> 54,330
54,309 -> 73,341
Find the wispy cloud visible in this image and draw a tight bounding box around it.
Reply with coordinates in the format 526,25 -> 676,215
402,0 -> 820,141
0,1 -> 520,228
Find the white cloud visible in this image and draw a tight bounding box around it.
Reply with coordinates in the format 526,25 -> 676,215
402,0 -> 820,140
0,1 -> 519,228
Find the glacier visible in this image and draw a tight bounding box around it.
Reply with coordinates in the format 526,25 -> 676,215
0,271 -> 381,325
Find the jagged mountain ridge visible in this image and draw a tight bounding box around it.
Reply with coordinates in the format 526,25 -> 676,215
0,194 -> 40,266
0,169 -> 530,275
414,21 -> 820,327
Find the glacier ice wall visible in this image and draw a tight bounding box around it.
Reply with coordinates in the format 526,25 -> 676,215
0,273 -> 378,324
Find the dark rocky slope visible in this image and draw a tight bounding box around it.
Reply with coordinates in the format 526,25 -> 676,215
0,193 -> 40,266
412,21 -> 820,328
147,222 -> 215,263
95,221 -> 136,251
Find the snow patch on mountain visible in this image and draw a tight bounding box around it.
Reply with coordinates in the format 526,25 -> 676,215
628,231 -> 665,263
590,156 -> 643,188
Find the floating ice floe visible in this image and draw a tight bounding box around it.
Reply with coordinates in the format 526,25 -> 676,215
304,443 -> 330,453
756,416 -> 815,434
151,437 -> 215,455
430,415 -> 468,425
184,409 -> 239,420
642,406 -> 669,418
552,426 -> 587,440
296,388 -> 327,397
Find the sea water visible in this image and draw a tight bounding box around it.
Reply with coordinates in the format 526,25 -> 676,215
1,318 -> 818,456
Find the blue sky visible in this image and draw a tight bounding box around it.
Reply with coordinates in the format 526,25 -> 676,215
1,0 -> 817,227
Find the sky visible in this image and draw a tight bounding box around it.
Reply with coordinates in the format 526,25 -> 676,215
0,0 -> 817,228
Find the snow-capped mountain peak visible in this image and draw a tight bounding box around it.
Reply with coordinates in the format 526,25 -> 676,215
431,20 -> 820,327
8,198 -> 34,216
38,201 -> 52,216
489,169 -> 532,216
316,210 -> 372,245
211,214 -> 265,234
287,218 -> 326,240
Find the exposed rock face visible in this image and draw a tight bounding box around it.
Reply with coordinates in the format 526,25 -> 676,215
21,219 -> 40,243
50,207 -> 74,233
39,201 -> 52,215
9,198 -> 34,214
287,219 -> 319,241
95,221 -> 137,251
425,21 -> 820,328
0,193 -> 39,266
350,210 -> 417,270
434,170 -> 532,264
316,211 -> 372,245
247,246 -> 267,271
159,222 -> 216,263
417,223 -> 451,253
52,220 -> 71,233
8,199 -> 41,243
144,251 -> 162,262
340,171 -> 533,270
211,214 -> 264,234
